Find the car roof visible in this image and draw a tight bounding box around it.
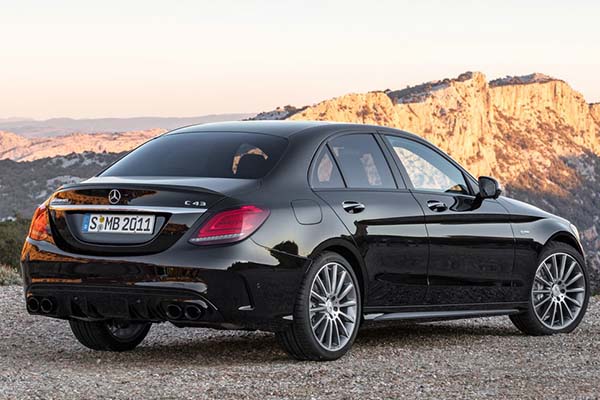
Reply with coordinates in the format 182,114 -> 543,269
167,120 -> 330,138
169,120 -> 408,137
166,120 -> 424,140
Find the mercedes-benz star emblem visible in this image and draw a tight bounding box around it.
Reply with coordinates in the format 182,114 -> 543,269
108,189 -> 121,205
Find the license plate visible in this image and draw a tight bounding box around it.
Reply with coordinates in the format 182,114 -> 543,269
82,214 -> 155,234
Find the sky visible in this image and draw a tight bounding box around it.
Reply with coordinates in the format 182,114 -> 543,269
1,0 -> 599,119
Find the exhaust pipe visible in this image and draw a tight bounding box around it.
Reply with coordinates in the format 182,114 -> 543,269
40,298 -> 54,314
27,297 -> 40,313
165,304 -> 183,320
184,305 -> 203,321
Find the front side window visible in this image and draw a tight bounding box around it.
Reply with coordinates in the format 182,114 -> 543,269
101,132 -> 287,179
385,136 -> 469,194
329,134 -> 396,189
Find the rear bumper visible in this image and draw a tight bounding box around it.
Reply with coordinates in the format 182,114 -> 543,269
26,283 -> 227,325
21,237 -> 310,331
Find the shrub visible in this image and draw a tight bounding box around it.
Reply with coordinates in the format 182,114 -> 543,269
0,218 -> 30,269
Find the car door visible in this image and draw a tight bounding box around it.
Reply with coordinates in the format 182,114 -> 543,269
382,134 -> 515,305
311,131 -> 429,308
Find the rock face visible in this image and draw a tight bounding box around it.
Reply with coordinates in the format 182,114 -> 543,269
289,72 -> 600,183
591,103 -> 600,124
0,129 -> 165,161
261,71 -> 600,290
0,131 -> 30,154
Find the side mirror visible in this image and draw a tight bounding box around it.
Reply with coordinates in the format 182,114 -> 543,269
478,176 -> 502,199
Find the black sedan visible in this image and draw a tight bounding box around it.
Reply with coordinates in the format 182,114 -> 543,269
21,121 -> 590,360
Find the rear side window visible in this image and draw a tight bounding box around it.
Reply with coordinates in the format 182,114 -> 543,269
101,132 -> 287,179
310,147 -> 345,189
329,134 -> 396,189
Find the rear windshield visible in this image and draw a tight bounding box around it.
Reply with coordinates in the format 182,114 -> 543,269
100,132 -> 287,179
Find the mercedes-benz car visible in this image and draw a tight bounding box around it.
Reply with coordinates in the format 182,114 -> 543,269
21,121 -> 590,360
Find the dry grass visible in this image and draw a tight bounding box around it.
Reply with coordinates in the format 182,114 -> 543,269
0,264 -> 22,286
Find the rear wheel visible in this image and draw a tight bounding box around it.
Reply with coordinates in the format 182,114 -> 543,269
277,251 -> 361,361
69,320 -> 151,351
510,242 -> 589,335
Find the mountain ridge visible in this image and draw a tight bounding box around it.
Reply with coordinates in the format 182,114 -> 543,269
0,113 -> 255,138
0,129 -> 165,161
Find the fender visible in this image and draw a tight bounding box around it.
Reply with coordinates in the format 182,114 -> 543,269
545,231 -> 584,257
510,215 -> 584,301
308,237 -> 369,302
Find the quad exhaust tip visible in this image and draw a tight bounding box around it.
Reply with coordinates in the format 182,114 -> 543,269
27,297 -> 40,313
184,305 -> 203,321
27,297 -> 54,314
40,298 -> 54,314
165,303 -> 205,321
166,304 -> 183,320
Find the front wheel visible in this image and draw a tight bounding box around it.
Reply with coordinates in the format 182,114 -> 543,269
510,242 -> 589,335
277,251 -> 361,361
69,320 -> 151,351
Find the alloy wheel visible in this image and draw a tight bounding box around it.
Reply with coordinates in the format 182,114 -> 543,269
309,262 -> 358,351
532,252 -> 586,330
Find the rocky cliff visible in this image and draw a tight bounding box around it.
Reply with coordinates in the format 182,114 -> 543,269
286,72 -> 600,183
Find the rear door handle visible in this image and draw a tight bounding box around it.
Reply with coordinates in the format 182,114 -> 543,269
427,200 -> 447,212
342,201 -> 365,214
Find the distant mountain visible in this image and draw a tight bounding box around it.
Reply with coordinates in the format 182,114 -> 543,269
0,129 -> 164,161
0,117 -> 31,123
0,113 -> 255,138
255,71 -> 600,291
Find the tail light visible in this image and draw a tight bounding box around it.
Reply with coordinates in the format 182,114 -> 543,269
189,205 -> 269,245
28,204 -> 53,243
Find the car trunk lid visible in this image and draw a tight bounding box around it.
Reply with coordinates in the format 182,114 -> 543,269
47,176 -> 258,255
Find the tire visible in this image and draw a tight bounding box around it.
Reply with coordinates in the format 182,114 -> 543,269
276,251 -> 362,361
510,241 -> 589,336
69,320 -> 151,351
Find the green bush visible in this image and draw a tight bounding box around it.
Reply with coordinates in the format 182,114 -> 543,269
0,218 -> 30,269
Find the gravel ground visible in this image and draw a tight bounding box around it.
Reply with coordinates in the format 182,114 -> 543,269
1,286 -> 599,400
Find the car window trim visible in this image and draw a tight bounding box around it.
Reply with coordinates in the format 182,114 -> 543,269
312,187 -> 411,194
409,188 -> 505,208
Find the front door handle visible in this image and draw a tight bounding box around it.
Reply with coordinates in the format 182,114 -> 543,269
342,201 -> 365,214
427,200 -> 448,212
